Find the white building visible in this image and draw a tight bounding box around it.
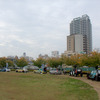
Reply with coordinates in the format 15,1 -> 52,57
51,51 -> 59,58
38,54 -> 49,59
74,34 -> 83,54
67,34 -> 87,55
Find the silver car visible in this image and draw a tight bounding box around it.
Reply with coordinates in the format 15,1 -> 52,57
49,68 -> 62,75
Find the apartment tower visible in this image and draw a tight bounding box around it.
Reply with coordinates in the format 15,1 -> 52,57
69,14 -> 92,54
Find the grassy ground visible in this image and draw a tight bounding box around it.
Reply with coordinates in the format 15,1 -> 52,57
0,72 -> 98,100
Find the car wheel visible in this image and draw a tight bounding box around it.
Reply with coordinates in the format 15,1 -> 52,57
81,74 -> 83,77
87,74 -> 90,79
69,72 -> 71,76
95,76 -> 98,81
75,74 -> 77,77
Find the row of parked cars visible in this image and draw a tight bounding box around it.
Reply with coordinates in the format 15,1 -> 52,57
1,66 -> 100,81
33,66 -> 100,81
0,67 -> 28,73
34,67 -> 62,75
63,67 -> 100,81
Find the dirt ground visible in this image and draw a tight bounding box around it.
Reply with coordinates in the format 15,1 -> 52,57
68,76 -> 100,100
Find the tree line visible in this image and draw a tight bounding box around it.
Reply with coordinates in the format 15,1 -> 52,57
0,51 -> 100,68
0,57 -> 28,68
33,51 -> 100,68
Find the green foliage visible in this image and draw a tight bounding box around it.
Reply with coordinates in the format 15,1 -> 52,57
0,57 -> 14,67
61,55 -> 72,65
47,58 -> 62,68
60,51 -> 100,67
28,51 -> 100,68
6,60 -> 14,67
32,57 -> 62,68
32,58 -> 46,67
16,57 -> 28,67
76,52 -> 100,67
0,57 -> 6,67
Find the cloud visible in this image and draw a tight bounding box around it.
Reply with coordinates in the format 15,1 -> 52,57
0,0 -> 99,58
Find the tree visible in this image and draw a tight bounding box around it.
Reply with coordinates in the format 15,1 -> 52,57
16,57 -> 28,67
6,60 -> 14,67
47,58 -> 62,68
32,58 -> 46,68
0,57 -> 6,67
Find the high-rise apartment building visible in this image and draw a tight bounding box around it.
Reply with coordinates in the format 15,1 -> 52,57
70,14 -> 92,54
67,35 -> 75,52
67,34 -> 87,54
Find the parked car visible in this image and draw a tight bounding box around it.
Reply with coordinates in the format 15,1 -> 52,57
46,67 -> 52,72
87,69 -> 100,81
49,68 -> 62,75
69,69 -> 74,76
0,68 -> 11,72
16,68 -> 28,73
63,68 -> 72,75
69,68 -> 83,77
34,68 -> 47,74
0,68 -> 6,72
34,69 -> 42,74
5,68 -> 11,72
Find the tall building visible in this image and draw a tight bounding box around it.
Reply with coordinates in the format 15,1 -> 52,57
70,14 -> 92,53
21,52 -> 33,61
67,34 -> 87,54
67,35 -> 75,52
23,52 -> 26,57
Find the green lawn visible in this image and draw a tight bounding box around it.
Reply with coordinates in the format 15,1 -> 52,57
0,72 -> 98,100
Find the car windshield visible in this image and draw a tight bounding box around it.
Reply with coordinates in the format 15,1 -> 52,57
91,71 -> 94,74
91,70 -> 96,73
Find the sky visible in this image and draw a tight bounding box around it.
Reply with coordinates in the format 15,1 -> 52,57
0,0 -> 100,59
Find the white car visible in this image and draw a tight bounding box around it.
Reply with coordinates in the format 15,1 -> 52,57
5,68 -> 11,72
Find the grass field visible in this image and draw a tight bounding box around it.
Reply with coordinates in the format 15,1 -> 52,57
0,72 -> 98,100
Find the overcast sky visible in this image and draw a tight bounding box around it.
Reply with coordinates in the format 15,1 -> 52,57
0,0 -> 100,59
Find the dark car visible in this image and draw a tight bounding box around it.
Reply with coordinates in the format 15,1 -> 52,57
69,68 -> 83,77
87,69 -> 100,81
63,68 -> 72,75
69,69 -> 75,76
